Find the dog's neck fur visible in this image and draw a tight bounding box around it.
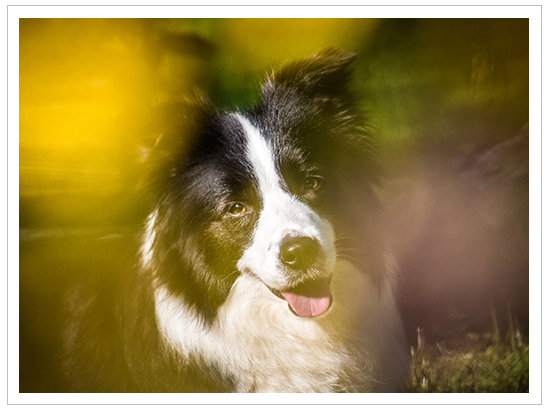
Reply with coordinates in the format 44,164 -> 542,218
153,259 -> 407,393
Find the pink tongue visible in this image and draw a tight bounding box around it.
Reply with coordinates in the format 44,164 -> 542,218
281,279 -> 331,318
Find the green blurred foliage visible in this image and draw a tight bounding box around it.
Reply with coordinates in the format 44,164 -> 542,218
358,19 -> 529,156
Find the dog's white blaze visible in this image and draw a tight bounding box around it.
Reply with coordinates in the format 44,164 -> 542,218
235,114 -> 281,199
234,114 -> 336,288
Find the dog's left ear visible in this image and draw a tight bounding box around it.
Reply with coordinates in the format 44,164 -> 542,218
262,48 -> 356,97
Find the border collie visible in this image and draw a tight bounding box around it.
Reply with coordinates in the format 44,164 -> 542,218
63,48 -> 409,393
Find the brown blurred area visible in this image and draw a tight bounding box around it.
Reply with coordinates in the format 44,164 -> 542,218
383,125 -> 529,343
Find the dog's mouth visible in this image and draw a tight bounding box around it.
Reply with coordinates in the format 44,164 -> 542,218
269,278 -> 332,318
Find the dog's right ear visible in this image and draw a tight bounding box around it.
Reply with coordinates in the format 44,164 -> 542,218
262,48 -> 357,98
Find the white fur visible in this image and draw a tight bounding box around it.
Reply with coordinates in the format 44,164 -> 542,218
155,260 -> 409,392
140,210 -> 157,270
234,114 -> 336,289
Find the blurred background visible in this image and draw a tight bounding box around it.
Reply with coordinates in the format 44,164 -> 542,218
19,19 -> 529,392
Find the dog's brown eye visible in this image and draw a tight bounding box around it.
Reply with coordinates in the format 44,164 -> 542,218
304,177 -> 322,191
228,203 -> 247,216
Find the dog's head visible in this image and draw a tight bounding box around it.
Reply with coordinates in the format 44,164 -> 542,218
142,48 -> 378,321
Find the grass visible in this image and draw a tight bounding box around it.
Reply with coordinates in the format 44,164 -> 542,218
406,315 -> 529,393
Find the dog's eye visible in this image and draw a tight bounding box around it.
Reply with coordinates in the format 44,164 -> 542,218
228,202 -> 248,216
304,176 -> 322,192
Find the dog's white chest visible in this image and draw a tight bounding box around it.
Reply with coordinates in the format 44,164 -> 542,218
154,261 -> 408,392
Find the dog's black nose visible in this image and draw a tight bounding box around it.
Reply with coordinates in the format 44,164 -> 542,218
280,236 -> 320,270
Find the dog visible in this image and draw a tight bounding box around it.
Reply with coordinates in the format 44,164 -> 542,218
63,48 -> 409,393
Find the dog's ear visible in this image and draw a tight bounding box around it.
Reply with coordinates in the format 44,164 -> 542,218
262,48 -> 356,97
